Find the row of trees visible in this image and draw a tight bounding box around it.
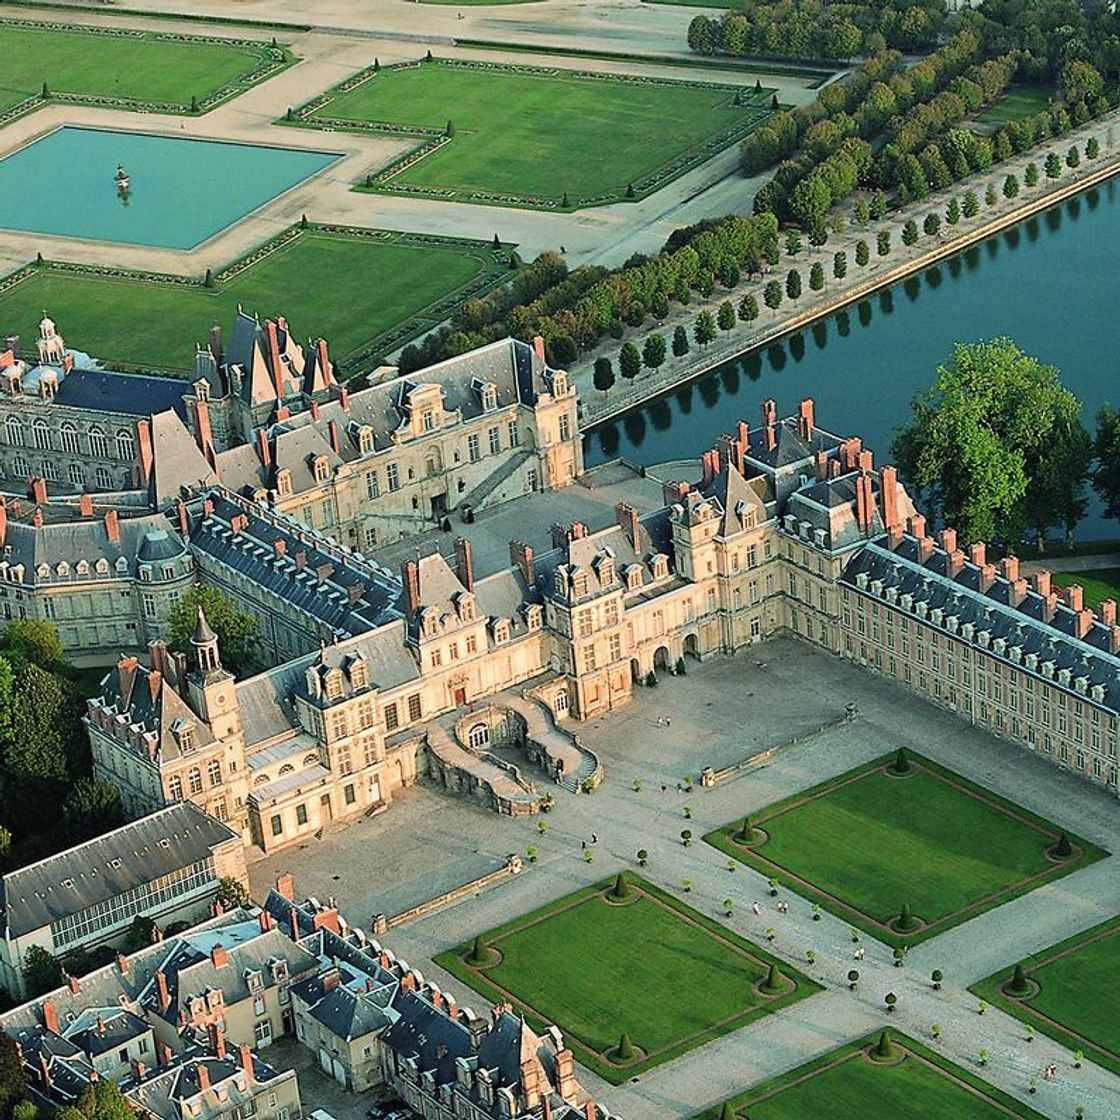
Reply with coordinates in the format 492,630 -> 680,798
399,214 -> 780,373
687,0 -> 946,62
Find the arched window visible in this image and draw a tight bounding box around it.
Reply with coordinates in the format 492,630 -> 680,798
12,456 -> 28,479
188,768 -> 203,795
467,723 -> 490,750
31,419 -> 50,451
94,466 -> 112,490
68,463 -> 84,488
168,775 -> 182,800
4,416 -> 22,447
116,429 -> 135,461
278,763 -> 294,776
88,428 -> 108,458
60,423 -> 80,455
42,459 -> 59,483
554,691 -> 568,714
207,760 -> 221,787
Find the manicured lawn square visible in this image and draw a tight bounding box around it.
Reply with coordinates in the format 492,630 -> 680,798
437,875 -> 817,1083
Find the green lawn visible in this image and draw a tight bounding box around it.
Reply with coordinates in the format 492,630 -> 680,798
0,227 -> 509,375
973,917 -> 1120,1076
697,1032 -> 1047,1119
1053,568 -> 1120,610
436,875 -> 817,1083
975,85 -> 1054,125
706,753 -> 1104,945
304,59 -> 771,206
0,21 -> 287,117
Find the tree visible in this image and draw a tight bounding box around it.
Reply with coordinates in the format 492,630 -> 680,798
1003,174 -> 1020,199
790,176 -> 831,231
1009,963 -> 1029,994
23,945 -> 62,997
642,333 -> 667,370
985,183 -> 998,206
1045,151 -> 1063,179
962,190 -> 979,218
62,779 -> 123,842
945,197 -> 961,225
612,873 -> 631,900
122,914 -> 159,954
615,1032 -> 634,1060
931,969 -> 943,990
717,300 -> 736,331
786,269 -> 802,299
761,962 -> 783,993
763,280 -> 782,310
672,325 -> 690,357
680,829 -> 692,846
1086,136 -> 1100,159
738,294 -> 759,323
885,992 -> 898,1013
897,902 -> 918,932
736,816 -> 752,841
1093,404 -> 1120,520
446,120 -> 455,137
869,190 -> 887,220
12,1100 -> 36,1120
809,262 -> 825,291
833,251 -> 847,280
75,1080 -> 135,1120
216,876 -> 251,909
469,935 -> 492,965
0,1034 -> 26,1119
619,341 -> 641,381
0,619 -> 65,672
1024,162 -> 1039,187
593,356 -> 615,393
892,747 -> 910,773
1067,145 -> 1081,169
637,848 -> 648,866
874,1030 -> 895,1059
718,1103 -> 735,1120
855,240 -> 869,267
853,197 -> 870,225
168,586 -> 258,677
892,339 -> 1090,545
877,230 -> 891,256
923,213 -> 940,237
694,310 -> 717,347
548,335 -> 578,366
1053,832 -> 1073,858
785,229 -> 802,256
902,219 -> 919,246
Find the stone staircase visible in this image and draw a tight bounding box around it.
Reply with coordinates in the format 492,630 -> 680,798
458,449 -> 533,514
506,693 -> 603,793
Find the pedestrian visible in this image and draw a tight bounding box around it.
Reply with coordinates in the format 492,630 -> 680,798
661,784 -> 667,793
591,833 -> 598,845
656,715 -> 664,728
752,901 -> 761,915
676,782 -> 682,792
666,717 -> 671,727
581,840 -> 586,850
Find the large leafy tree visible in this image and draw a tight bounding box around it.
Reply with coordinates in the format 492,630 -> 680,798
1092,404 -> 1120,521
22,945 -> 63,998
74,1081 -> 136,1120
892,339 -> 1090,547
62,779 -> 124,843
168,585 -> 258,677
0,1034 -> 25,1118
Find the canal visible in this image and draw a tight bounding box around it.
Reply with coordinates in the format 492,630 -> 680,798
584,178 -> 1120,541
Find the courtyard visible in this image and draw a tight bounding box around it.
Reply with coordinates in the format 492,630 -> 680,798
0,225 -> 510,373
437,873 -> 817,1083
303,57 -> 773,207
700,1030 -> 1048,1119
706,752 -> 1104,946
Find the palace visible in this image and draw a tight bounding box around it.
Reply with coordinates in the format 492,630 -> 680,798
84,385 -> 1120,857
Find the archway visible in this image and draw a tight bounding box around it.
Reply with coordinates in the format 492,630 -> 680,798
468,722 -> 491,750
653,646 -> 671,672
683,633 -> 700,660
630,658 -> 642,682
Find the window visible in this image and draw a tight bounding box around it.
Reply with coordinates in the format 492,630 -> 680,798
296,804 -> 308,826
142,592 -> 157,620
4,416 -> 22,447
750,617 -> 761,639
168,775 -> 183,800
508,420 -> 520,447
87,428 -> 107,458
118,1048 -> 129,1063
421,410 -> 435,432
95,466 -> 112,490
32,419 -> 50,451
270,815 -> 282,837
488,426 -> 500,455
188,768 -> 203,795
68,463 -> 84,488
386,463 -> 400,492
115,429 -> 135,461
253,1019 -> 271,1046
468,433 -> 480,462
430,648 -> 442,668
468,723 -> 489,749
365,470 -> 380,499
584,646 -> 597,672
60,423 -> 80,454
363,526 -> 377,551
465,634 -> 477,655
344,783 -> 356,805
207,760 -> 221,788
558,415 -> 571,442
609,634 -> 621,661
384,703 -> 399,731
408,694 -> 422,721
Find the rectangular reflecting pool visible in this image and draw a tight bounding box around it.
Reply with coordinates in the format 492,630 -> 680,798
0,126 -> 339,250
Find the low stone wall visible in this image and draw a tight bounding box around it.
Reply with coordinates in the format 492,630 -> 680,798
373,855 -> 523,931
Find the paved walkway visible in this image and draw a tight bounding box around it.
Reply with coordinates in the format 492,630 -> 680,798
344,639 -> 1120,1119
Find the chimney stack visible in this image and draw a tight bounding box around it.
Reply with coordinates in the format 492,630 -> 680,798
879,465 -> 899,531
136,418 -> 154,488
42,999 -> 59,1034
918,535 -> 935,564
1100,599 -> 1117,627
813,449 -> 828,481
211,944 -> 230,968
532,335 -> 546,365
238,1044 -> 254,1082
209,324 -> 222,366
454,536 -> 474,592
615,502 -> 640,548
855,472 -> 874,535
328,419 -> 341,456
908,514 -> 926,540
104,509 -> 120,544
1064,584 -> 1084,612
79,493 -> 94,518
797,398 -> 814,440
510,540 -> 535,587
275,872 -> 295,901
661,480 -> 689,506
197,1063 -> 211,1092
256,428 -> 271,469
1000,555 -> 1019,583
857,449 -> 873,474
400,558 -> 420,616
939,528 -> 957,555
1033,569 -> 1052,597
28,476 -> 47,505
156,970 -> 170,1012
209,1024 -> 226,1061
968,541 -> 986,568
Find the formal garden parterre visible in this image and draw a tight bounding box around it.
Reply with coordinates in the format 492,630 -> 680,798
435,873 -> 819,1084
972,915 -> 1120,1078
0,20 -> 292,124
287,57 -> 775,209
0,224 -> 514,376
706,751 -> 1105,947
696,1030 -> 1049,1119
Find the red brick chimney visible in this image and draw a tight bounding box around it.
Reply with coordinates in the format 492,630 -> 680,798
156,970 -> 170,1013
78,492 -> 93,517
979,563 -> 997,593
104,509 -> 120,544
256,428 -> 271,470
197,1062 -> 211,1092
328,419 -> 341,456
855,472 -> 874,535
661,480 -> 690,506
1000,555 -> 1019,582
454,536 -> 474,593
194,398 -> 216,469
42,999 -> 59,1034
510,540 -> 535,587
266,319 -> 284,401
211,944 -> 230,968
400,558 -> 420,616
1009,577 -> 1029,607
532,335 -> 546,364
879,465 -> 899,531
1065,584 -> 1084,612
968,541 -> 986,568
858,449 -> 873,474
918,535 -> 934,564
28,476 -> 46,505
136,419 -> 154,487
238,1044 -> 254,1082
909,514 -> 926,540
1075,608 -> 1094,638
1100,599 -> 1117,627
615,503 -> 640,548
940,528 -> 957,555
209,1024 -> 226,1061
797,398 -> 814,439
275,873 -> 295,901
947,549 -> 966,578
814,449 -> 828,481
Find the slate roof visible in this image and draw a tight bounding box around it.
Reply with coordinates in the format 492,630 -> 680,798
52,367 -> 190,421
62,1007 -> 149,1057
842,536 -> 1120,715
383,992 -> 472,1084
0,803 -> 236,938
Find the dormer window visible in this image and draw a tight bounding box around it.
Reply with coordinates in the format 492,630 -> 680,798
525,605 -> 542,631
421,411 -> 435,432
324,668 -> 344,702
627,566 -> 643,591
481,384 -> 497,412
276,469 -> 292,497
551,372 -> 568,395
245,970 -> 264,994
348,657 -> 368,690
457,592 -> 476,622
312,456 -> 330,482
651,555 -> 669,580
358,426 -> 374,454
493,620 -> 510,643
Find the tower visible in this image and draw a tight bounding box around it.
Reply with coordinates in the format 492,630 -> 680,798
36,313 -> 66,366
186,606 -> 240,737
